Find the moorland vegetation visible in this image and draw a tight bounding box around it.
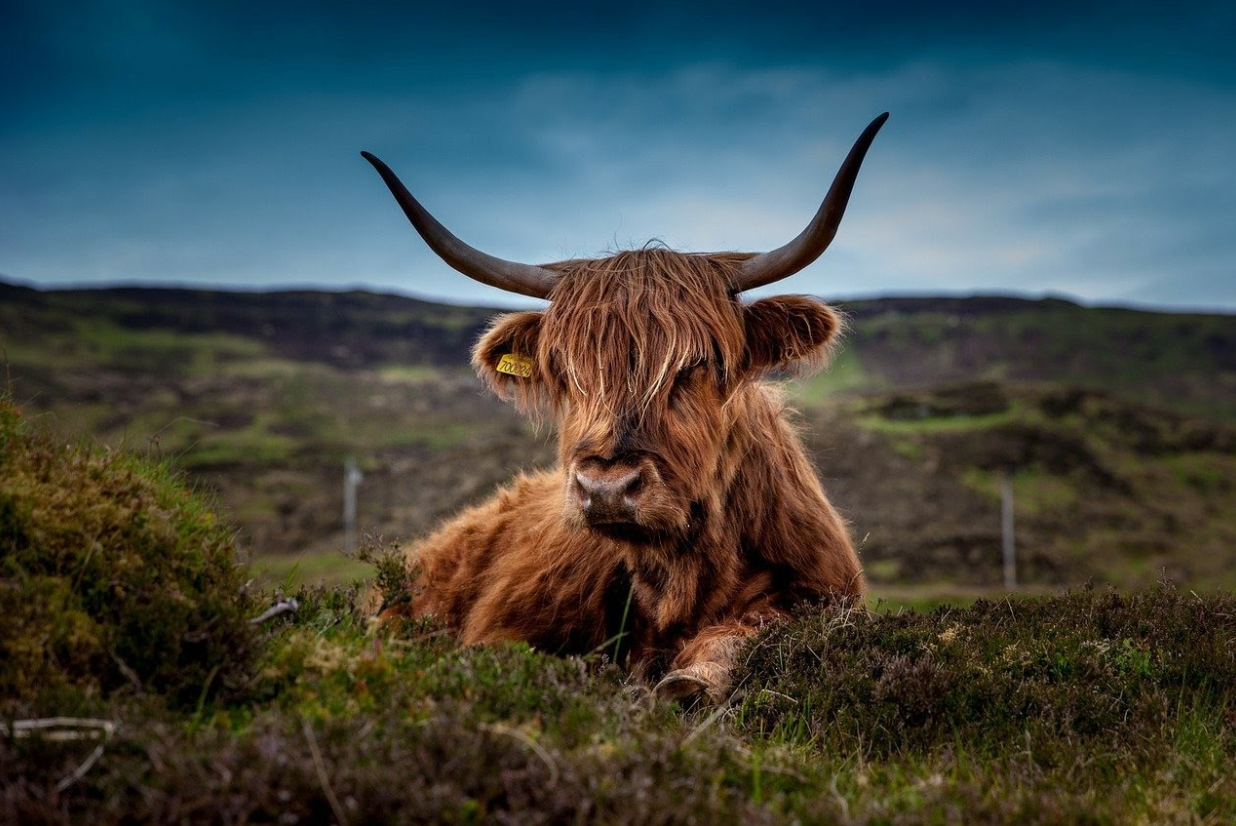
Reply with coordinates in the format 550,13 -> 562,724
3,281 -> 1236,821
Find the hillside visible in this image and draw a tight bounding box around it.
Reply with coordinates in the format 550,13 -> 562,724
806,382 -> 1236,590
801,295 -> 1236,422
6,280 -> 1236,421
3,279 -> 1234,594
6,394 -> 1235,823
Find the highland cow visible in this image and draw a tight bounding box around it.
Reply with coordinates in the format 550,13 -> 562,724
362,112 -> 887,702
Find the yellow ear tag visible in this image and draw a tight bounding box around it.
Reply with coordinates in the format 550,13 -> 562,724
496,353 -> 534,379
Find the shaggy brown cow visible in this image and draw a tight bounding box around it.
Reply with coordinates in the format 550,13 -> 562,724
362,112 -> 887,703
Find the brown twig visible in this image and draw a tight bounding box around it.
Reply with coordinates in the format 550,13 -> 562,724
480,723 -> 560,787
302,719 -> 348,825
4,718 -> 116,792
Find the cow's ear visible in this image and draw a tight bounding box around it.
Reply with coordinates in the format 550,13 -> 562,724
472,311 -> 548,409
742,295 -> 843,374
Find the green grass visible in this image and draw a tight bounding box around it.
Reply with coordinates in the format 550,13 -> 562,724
1164,451 -> 1236,494
249,550 -> 374,590
730,586 -> 1236,822
6,394 -> 1236,823
961,467 -> 1080,515
178,423 -> 302,468
374,364 -> 447,383
786,346 -> 881,404
8,574 -> 1236,823
858,408 -> 1020,435
0,316 -> 270,376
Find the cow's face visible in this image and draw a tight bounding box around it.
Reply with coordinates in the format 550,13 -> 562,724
363,117 -> 885,542
473,249 -> 841,543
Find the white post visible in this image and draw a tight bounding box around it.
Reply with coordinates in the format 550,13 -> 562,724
1001,473 -> 1016,589
343,456 -> 363,552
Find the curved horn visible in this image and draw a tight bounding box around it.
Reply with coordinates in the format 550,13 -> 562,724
734,112 -> 889,292
361,151 -> 558,299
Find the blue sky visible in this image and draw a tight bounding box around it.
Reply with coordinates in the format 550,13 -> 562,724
2,0 -> 1234,311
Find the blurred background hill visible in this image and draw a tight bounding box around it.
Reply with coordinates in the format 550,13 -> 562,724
4,278 -> 1234,599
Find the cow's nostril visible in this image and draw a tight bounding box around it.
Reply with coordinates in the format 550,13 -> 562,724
572,473 -> 593,509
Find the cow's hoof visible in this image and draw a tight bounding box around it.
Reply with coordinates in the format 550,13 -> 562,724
654,670 -> 710,702
655,662 -> 730,704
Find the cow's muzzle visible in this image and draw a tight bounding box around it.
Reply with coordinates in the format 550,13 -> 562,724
570,458 -> 650,527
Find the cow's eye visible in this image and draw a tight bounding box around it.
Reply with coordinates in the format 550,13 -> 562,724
671,363 -> 706,395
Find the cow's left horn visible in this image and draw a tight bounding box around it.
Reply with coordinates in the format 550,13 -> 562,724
733,112 -> 889,292
361,151 -> 558,299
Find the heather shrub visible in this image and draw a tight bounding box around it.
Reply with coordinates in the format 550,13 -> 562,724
736,585 -> 1236,762
0,396 -> 258,710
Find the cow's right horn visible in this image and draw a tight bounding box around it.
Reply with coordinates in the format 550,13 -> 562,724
362,151 -> 559,300
732,112 -> 889,293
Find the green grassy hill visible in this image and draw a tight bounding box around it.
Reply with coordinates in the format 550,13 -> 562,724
807,382 -> 1236,591
802,295 -> 1236,421
3,279 -> 1234,596
0,279 -> 495,372
4,287 -> 1236,823
7,281 -> 1236,420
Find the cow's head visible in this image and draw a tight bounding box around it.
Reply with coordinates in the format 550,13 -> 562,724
363,113 -> 887,543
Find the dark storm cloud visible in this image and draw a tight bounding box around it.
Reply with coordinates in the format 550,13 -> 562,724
2,0 -> 1234,310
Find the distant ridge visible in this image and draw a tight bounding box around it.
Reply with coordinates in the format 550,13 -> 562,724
3,278 -> 1234,421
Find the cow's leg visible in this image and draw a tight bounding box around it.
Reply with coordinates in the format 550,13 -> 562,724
654,617 -> 775,704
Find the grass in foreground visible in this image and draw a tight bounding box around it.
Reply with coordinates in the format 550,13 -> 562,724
3,396 -> 1236,824
6,583 -> 1234,824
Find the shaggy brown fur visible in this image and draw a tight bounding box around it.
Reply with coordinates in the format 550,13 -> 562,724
400,247 -> 863,702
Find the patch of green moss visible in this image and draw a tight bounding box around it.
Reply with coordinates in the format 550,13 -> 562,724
0,396 -> 258,711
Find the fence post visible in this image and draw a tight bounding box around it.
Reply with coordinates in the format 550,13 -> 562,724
1001,472 -> 1016,589
343,456 -> 363,552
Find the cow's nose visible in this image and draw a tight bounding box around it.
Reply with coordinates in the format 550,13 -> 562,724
573,463 -> 645,524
